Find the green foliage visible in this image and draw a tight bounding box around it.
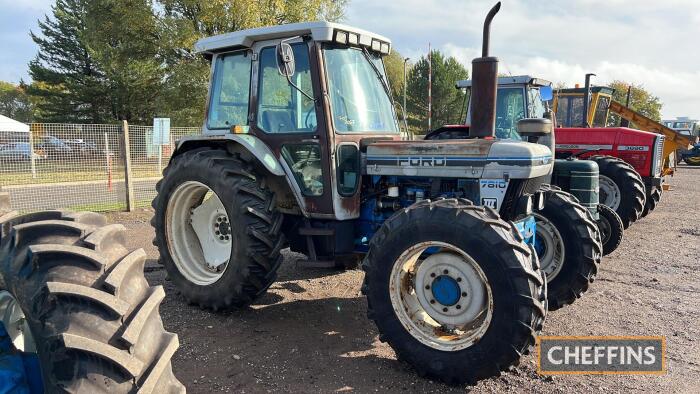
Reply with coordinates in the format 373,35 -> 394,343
405,50 -> 469,134
0,81 -> 34,122
383,50 -> 409,122
606,80 -> 663,126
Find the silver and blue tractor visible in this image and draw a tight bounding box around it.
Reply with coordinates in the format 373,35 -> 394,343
150,3 -> 591,385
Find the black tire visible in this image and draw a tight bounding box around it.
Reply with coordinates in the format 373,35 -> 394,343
534,188 -> 602,311
596,203 -> 624,256
589,155 -> 646,229
684,156 -> 700,166
361,199 -> 546,385
641,187 -> 661,217
152,147 -> 284,310
0,210 -> 184,393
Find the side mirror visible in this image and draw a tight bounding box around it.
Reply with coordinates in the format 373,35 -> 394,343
540,86 -> 553,101
518,118 -> 553,136
276,42 -> 296,77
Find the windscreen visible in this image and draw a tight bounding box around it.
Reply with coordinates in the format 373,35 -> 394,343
323,46 -> 399,133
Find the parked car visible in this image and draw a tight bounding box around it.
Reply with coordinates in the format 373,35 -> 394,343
38,135 -> 72,158
0,142 -> 47,161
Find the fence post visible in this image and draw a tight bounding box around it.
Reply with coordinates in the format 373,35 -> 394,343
121,120 -> 135,212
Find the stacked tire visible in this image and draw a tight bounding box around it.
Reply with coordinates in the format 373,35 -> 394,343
0,192 -> 184,393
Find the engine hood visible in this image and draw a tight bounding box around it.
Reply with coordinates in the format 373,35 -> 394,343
365,139 -> 552,179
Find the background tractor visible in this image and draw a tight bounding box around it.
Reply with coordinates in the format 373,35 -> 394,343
551,75 -> 698,221
451,75 -> 624,256
0,191 -> 184,393
151,3 -> 565,384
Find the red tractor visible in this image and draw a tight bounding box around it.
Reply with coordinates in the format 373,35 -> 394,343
552,75 -> 667,228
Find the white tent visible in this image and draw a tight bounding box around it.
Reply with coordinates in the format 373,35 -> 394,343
0,114 -> 30,133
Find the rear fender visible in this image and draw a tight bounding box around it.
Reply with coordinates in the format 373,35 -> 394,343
174,134 -> 306,215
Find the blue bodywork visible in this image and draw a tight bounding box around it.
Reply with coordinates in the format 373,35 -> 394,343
355,175 -> 537,252
0,324 -> 43,394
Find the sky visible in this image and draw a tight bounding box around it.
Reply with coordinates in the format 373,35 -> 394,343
1,0 -> 699,120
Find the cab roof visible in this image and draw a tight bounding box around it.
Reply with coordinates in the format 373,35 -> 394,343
455,75 -> 552,89
194,21 -> 392,55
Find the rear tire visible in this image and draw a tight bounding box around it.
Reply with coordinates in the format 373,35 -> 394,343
0,210 -> 184,393
152,148 -> 284,310
589,155 -> 645,229
534,188 -> 602,311
641,187 -> 661,217
596,204 -> 624,256
362,199 -> 546,385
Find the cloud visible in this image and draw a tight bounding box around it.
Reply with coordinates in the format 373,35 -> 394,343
346,0 -> 700,119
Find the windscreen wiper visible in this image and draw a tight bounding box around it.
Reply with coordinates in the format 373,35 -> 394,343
362,48 -> 393,101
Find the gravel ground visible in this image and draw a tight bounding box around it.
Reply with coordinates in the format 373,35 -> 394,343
106,165 -> 700,393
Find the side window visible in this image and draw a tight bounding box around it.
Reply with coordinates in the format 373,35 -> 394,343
281,144 -> 323,196
207,52 -> 252,130
257,43 -> 316,133
593,96 -> 610,127
336,144 -> 359,196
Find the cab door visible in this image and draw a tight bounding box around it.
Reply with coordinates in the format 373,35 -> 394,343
248,38 -> 335,218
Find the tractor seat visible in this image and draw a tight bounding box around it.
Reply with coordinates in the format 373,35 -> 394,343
261,110 -> 294,133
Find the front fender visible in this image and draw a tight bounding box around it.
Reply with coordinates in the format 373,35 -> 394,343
175,134 -> 285,176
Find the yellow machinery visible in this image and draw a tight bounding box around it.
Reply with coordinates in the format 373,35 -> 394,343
552,85 -> 697,179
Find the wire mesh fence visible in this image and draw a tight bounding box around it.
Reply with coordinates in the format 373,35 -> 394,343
0,122 -> 200,212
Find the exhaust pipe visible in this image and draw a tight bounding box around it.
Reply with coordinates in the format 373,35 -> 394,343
469,2 -> 501,138
582,73 -> 596,127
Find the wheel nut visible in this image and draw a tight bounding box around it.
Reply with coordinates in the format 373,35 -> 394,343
442,307 -> 448,312
215,231 -> 220,235
461,292 -> 467,297
443,269 -> 448,274
457,277 -> 462,282
219,236 -> 225,240
225,236 -> 230,240
425,285 -> 430,290
217,217 -> 223,222
430,273 -> 436,278
430,299 -> 435,304
456,305 -> 462,310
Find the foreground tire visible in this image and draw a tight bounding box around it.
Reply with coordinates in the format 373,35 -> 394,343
534,188 -> 602,311
0,210 -> 184,393
590,155 -> 646,229
596,204 -> 624,256
641,187 -> 661,217
152,148 -> 284,310
684,155 -> 700,166
362,199 -> 546,385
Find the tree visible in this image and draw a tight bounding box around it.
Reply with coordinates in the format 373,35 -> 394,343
383,50 -> 410,124
28,0 -> 111,123
405,50 -> 469,134
0,81 -> 34,122
606,80 -> 663,126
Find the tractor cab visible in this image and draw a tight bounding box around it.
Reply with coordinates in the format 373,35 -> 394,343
552,86 -> 614,128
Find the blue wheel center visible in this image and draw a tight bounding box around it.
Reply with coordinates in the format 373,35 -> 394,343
431,275 -> 461,306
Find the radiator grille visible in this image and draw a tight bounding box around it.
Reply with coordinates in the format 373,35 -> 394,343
500,175 -> 547,220
653,135 -> 664,176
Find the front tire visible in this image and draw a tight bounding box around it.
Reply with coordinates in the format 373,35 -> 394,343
152,148 -> 284,310
0,210 -> 184,393
641,187 -> 661,217
534,188 -> 602,311
596,204 -> 624,255
590,155 -> 646,229
362,199 -> 546,385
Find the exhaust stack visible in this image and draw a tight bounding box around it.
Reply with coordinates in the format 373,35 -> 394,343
469,2 -> 501,138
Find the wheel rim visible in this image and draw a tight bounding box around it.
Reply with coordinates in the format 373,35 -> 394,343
599,175 -> 622,210
389,241 -> 493,352
533,213 -> 565,281
0,291 -> 36,353
166,181 -> 231,285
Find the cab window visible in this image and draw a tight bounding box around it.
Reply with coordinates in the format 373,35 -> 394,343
207,51 -> 252,130
257,43 -> 316,133
495,87 -> 525,139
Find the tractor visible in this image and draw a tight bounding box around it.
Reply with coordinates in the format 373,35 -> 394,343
150,3 -> 568,384
551,75 -> 696,222
450,75 -> 624,256
0,191 -> 184,392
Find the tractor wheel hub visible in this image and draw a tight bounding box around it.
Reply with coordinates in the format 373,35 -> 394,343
431,275 -> 461,306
